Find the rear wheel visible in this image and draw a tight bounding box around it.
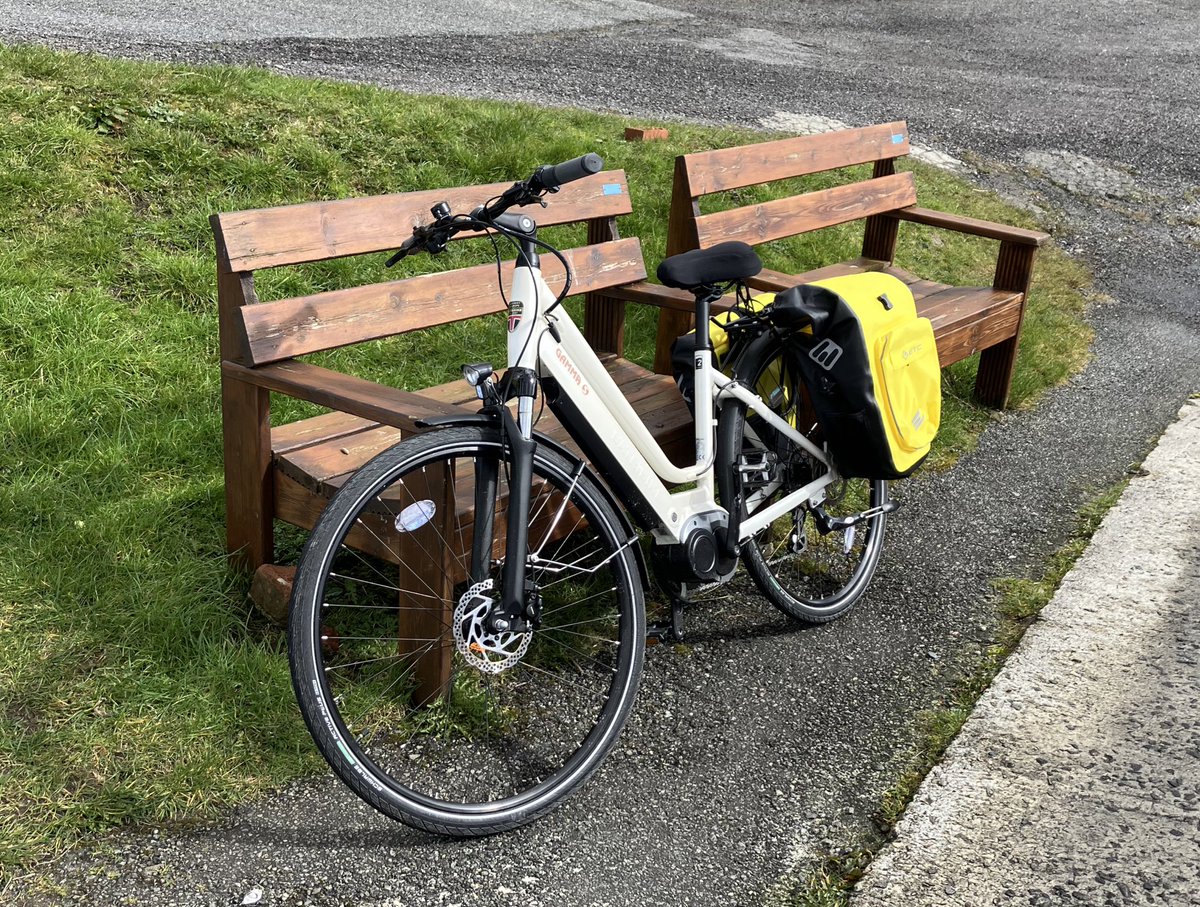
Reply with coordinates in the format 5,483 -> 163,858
288,425 -> 644,835
724,342 -> 888,623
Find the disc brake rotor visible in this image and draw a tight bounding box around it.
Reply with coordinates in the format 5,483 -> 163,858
452,579 -> 532,674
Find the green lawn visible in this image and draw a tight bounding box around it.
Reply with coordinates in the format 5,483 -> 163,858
0,43 -> 1091,876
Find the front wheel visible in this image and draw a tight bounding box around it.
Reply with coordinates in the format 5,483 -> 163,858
288,425 -> 645,835
722,341 -> 889,623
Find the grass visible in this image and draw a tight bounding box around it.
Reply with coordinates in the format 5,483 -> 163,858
0,43 -> 1091,878
789,479 -> 1130,906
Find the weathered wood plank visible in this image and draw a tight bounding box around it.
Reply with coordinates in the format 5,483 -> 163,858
682,122 -> 910,195
223,359 -> 469,432
919,288 -> 1023,366
272,357 -> 686,496
216,171 -> 635,272
272,410 -> 379,455
693,172 -> 917,249
222,376 -> 273,570
239,239 -> 647,365
892,206 -> 1049,246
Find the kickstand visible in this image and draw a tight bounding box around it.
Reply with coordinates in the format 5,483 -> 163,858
647,596 -> 686,645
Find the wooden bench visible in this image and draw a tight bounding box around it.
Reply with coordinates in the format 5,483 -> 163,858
213,170 -> 699,700
653,121 -> 1050,408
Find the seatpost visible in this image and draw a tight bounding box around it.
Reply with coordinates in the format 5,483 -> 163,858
690,285 -> 723,468
693,285 -> 721,353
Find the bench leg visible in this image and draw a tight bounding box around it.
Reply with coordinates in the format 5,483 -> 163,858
975,241 -> 1039,409
974,337 -> 1019,409
222,375 -> 274,572
397,458 -> 459,707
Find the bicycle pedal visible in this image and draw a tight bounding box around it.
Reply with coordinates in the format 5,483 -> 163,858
646,598 -> 686,645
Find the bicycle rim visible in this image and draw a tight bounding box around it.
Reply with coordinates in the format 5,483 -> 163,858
288,426 -> 644,833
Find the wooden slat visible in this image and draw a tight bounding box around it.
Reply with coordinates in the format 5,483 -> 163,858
272,410 -> 379,455
274,469 -> 405,564
397,458 -> 458,705
862,158 -> 902,262
223,359 -> 470,431
655,154 -> 705,374
583,215 -> 626,356
216,170 -> 634,272
239,238 -> 647,365
693,172 -> 917,249
683,122 -> 910,196
917,287 -> 1023,366
278,422 -> 407,490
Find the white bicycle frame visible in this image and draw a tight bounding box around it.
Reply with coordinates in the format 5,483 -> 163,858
507,260 -> 837,545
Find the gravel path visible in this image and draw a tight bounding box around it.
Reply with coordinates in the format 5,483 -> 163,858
4,2 -> 1199,905
855,400 -> 1200,906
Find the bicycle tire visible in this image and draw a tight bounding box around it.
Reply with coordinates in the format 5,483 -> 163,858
288,425 -> 644,835
723,339 -> 889,622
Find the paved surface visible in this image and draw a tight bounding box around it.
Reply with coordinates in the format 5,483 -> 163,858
855,399 -> 1200,907
4,2 -> 1200,905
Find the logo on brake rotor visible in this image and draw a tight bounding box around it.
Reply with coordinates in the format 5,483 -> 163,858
453,579 -> 532,674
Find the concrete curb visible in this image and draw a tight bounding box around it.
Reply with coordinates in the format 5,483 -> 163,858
853,399 -> 1200,906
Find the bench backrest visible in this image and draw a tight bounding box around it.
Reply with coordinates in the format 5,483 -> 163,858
667,120 -> 916,255
652,121 -> 918,372
212,170 -> 645,367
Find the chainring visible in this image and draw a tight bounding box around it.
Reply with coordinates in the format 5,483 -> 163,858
452,579 -> 532,674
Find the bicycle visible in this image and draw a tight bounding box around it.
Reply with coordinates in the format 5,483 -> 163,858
287,153 -> 896,835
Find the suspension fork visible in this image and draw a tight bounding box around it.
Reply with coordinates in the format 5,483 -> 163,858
492,367 -> 538,632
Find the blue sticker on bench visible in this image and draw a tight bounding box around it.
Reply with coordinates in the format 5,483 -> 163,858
892,133 -> 906,144
602,183 -> 623,195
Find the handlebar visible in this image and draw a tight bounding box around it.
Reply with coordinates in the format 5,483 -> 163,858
530,153 -> 603,192
385,152 -> 603,267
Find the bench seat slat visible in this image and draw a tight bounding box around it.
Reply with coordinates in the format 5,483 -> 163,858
215,171 -> 635,272
726,255 -> 1021,366
918,287 -> 1023,365
693,172 -> 917,248
271,410 -> 381,455
684,122 -> 910,195
238,238 -> 648,365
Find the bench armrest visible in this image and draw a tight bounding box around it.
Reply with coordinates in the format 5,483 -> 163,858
608,280 -> 741,315
891,206 -> 1050,246
606,280 -> 697,313
222,359 -> 471,433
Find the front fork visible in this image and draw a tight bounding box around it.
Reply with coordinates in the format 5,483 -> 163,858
473,367 -> 539,633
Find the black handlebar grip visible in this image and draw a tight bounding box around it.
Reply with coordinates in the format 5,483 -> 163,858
536,153 -> 603,190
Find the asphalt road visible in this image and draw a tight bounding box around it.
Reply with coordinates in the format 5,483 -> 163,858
4,2 -> 1200,905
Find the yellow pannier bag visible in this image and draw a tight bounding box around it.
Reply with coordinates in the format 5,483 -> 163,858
779,272 -> 941,478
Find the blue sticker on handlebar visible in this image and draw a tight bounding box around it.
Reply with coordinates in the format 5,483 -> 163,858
602,183 -> 623,195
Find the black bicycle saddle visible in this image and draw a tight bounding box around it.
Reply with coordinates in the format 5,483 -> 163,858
657,241 -> 762,290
